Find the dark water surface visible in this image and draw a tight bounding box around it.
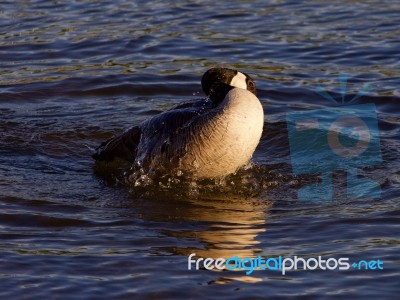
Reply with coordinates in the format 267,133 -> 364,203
1,0 -> 399,299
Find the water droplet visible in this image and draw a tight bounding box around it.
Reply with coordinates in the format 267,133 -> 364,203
193,160 -> 199,168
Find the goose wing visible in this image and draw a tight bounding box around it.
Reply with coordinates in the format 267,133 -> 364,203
92,125 -> 141,162
92,100 -> 209,163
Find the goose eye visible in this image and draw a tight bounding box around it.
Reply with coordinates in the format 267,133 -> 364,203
247,81 -> 256,90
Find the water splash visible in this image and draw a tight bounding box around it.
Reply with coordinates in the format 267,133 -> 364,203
93,158 -> 290,200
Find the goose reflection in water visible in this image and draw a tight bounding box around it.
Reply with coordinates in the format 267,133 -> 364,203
145,193 -> 271,284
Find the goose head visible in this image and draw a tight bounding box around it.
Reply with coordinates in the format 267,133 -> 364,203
201,68 -> 257,107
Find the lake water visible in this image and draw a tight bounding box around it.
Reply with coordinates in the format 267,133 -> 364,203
1,0 -> 399,299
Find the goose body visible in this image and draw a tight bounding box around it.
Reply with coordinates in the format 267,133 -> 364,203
93,68 -> 264,179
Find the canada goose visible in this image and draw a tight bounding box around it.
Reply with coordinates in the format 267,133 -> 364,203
92,68 -> 264,179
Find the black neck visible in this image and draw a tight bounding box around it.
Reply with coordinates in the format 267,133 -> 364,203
208,82 -> 234,107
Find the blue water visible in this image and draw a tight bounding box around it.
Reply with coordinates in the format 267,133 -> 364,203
1,0 -> 399,299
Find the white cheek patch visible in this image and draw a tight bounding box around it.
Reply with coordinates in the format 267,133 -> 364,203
230,72 -> 247,90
